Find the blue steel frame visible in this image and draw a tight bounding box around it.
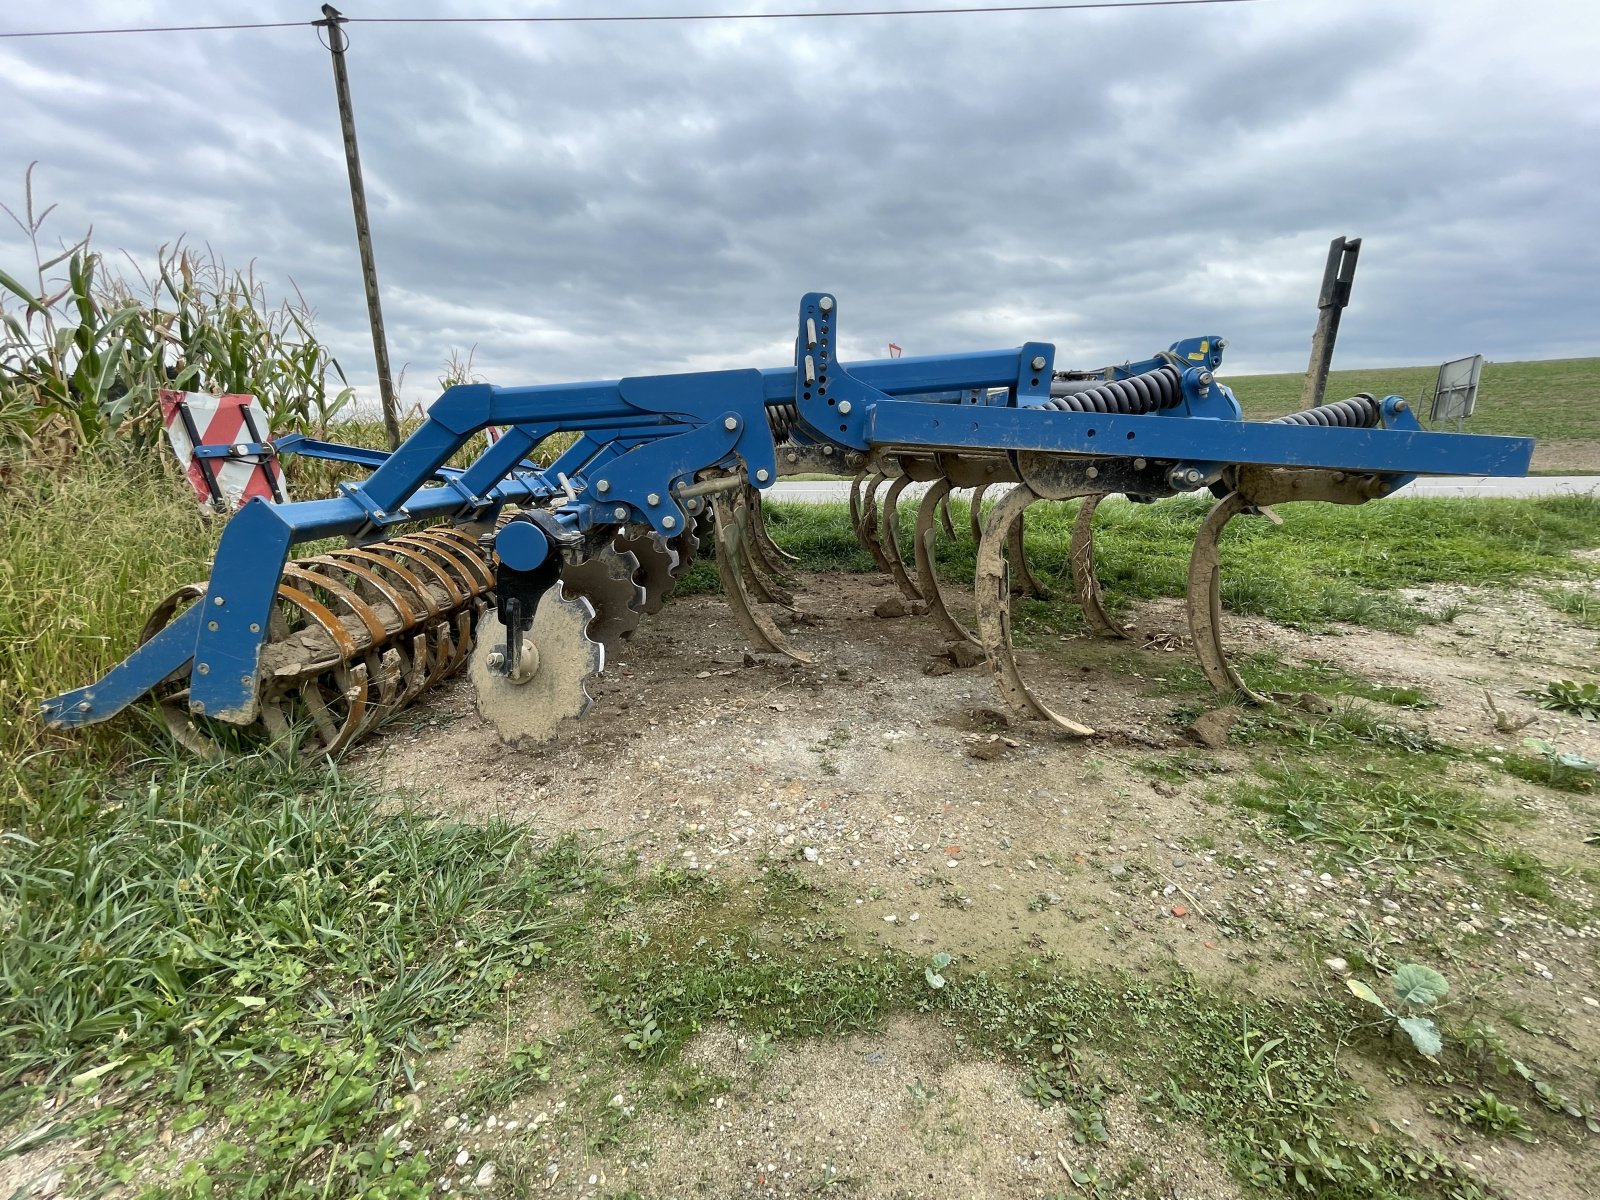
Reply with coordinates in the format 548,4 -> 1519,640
41,291 -> 1533,732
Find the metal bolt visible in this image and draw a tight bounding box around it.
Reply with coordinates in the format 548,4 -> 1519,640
1186,468 -> 1204,484
822,445 -> 835,456
818,296 -> 834,312
724,416 -> 738,431
197,663 -> 210,675
1216,338 -> 1228,350
249,622 -> 260,633
596,479 -> 611,493
1133,458 -> 1147,470
647,492 -> 661,506
1198,371 -> 1214,387
1085,466 -> 1099,480
614,506 -> 628,521
373,510 -> 387,521
1394,399 -> 1409,413
77,700 -> 92,713
240,675 -> 252,686
755,468 -> 770,483
212,596 -> 225,606
1031,355 -> 1047,371
208,620 -> 219,632
662,515 -> 677,529
837,401 -> 853,415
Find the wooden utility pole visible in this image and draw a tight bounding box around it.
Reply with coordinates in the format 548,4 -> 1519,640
316,5 -> 401,449
1300,235 -> 1361,411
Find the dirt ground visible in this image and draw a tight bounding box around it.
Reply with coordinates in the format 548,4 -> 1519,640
351,567 -> 1600,1200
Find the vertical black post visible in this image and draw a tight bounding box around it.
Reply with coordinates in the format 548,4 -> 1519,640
316,5 -> 402,450
1299,235 -> 1361,411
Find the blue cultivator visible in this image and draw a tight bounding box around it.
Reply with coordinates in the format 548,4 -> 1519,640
42,292 -> 1532,754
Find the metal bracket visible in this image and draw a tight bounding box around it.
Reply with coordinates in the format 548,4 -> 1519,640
793,293 -> 891,451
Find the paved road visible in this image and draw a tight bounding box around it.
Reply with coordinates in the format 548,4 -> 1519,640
763,476 -> 1600,503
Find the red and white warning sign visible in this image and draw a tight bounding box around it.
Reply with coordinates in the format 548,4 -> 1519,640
159,391 -> 287,510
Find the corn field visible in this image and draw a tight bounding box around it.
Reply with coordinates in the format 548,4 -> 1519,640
1,164 -> 353,473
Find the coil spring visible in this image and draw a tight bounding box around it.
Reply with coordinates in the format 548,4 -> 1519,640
1042,365 -> 1183,415
766,400 -> 798,442
1270,392 -> 1382,428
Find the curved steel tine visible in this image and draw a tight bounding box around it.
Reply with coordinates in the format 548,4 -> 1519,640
974,484 -> 1095,737
914,478 -> 978,647
1070,493 -> 1133,640
748,485 -> 799,563
937,493 -> 958,541
1185,492 -> 1268,704
733,489 -> 797,609
859,473 -> 896,575
968,484 -> 990,544
743,486 -> 786,577
1006,499 -> 1050,599
879,475 -> 924,602
848,470 -> 868,541
711,492 -> 814,663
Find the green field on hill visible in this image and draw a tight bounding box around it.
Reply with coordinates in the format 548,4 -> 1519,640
1222,356 -> 1600,442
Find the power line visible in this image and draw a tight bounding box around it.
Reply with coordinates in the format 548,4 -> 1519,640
353,1 -> 1264,25
1,1 -> 1265,40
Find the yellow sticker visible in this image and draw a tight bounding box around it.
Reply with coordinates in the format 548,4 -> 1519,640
1187,339 -> 1209,361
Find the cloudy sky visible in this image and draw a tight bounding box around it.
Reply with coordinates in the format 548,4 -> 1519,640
2,0 -> 1597,410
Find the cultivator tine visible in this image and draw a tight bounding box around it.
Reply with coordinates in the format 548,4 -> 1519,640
1069,494 -> 1133,640
735,489 -> 797,607
747,485 -> 798,563
937,493 -> 958,541
913,479 -> 978,647
974,484 -> 1095,737
1185,491 -> 1268,704
968,484 -> 990,545
858,472 -> 897,577
879,475 -> 924,602
848,470 -> 868,538
710,491 -> 814,663
1006,499 -> 1049,599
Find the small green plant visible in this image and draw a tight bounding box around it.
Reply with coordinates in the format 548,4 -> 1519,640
1519,737 -> 1599,786
746,1032 -> 777,1068
1522,679 -> 1600,720
924,951 -> 953,990
1429,1090 -> 1535,1141
1345,963 -> 1449,1058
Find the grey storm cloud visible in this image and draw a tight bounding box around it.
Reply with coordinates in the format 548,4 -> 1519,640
2,0 -> 1597,411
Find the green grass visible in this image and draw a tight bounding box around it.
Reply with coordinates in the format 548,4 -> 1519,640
1221,356 -> 1600,443
0,454 -> 219,791
0,748 -> 607,1195
1225,762 -> 1504,869
1542,586 -> 1600,629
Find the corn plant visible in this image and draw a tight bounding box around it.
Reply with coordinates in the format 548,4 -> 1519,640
1,163 -> 353,469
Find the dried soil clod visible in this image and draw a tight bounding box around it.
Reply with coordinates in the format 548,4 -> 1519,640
1187,706 -> 1243,749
